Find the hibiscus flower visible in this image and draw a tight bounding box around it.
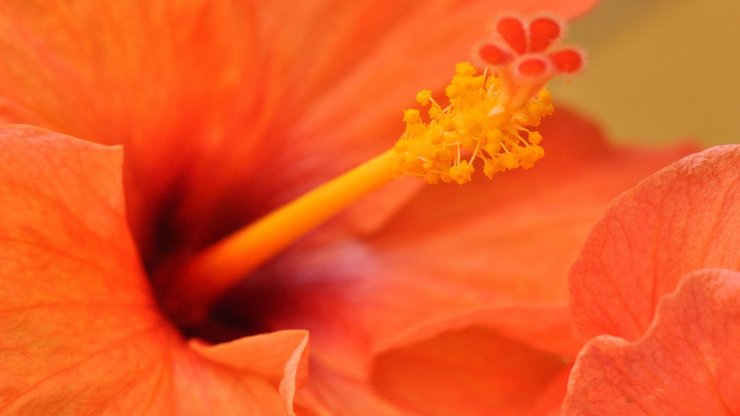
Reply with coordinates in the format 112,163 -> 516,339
0,1 -> 701,414
563,145 -> 740,415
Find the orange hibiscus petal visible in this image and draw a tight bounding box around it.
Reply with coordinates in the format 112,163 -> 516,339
370,323 -> 569,416
563,269 -> 740,415
570,145 -> 740,341
0,125 -> 303,414
298,305 -> 577,416
374,304 -> 581,359
0,125 -> 169,413
190,330 -> 310,413
297,363 -> 409,416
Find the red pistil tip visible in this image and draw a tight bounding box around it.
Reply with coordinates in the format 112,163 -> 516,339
479,43 -> 512,66
476,14 -> 585,108
549,48 -> 585,73
529,16 -> 562,52
497,16 -> 528,54
480,14 -> 583,73
515,55 -> 552,79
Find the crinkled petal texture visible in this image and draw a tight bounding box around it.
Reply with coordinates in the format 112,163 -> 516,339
563,269 -> 740,415
564,145 -> 739,415
569,145 -> 740,341
219,109 -> 697,415
0,126 -> 308,415
0,0 -> 598,264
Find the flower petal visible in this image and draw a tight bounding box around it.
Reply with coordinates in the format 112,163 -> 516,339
190,330 -> 310,413
569,145 -> 740,341
375,304 -> 581,359
0,0 -> 599,263
370,324 -> 569,416
0,125 -> 164,413
563,269 -> 740,415
0,126 -> 292,414
300,305 -> 578,416
297,363 -> 409,416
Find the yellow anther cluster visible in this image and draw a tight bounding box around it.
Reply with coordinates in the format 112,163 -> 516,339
392,62 -> 553,184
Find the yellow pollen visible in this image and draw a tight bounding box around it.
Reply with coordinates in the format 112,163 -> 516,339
392,62 -> 552,185
172,61 -> 558,325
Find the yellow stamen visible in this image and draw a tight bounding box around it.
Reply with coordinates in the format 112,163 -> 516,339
173,61 -> 554,324
392,62 -> 552,184
168,151 -> 396,325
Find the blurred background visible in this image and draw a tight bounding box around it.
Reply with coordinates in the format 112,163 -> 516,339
550,0 -> 739,146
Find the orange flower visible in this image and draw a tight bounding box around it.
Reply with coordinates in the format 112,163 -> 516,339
0,1 -> 703,414
563,145 -> 740,415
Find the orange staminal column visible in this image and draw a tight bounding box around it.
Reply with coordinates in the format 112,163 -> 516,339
166,150 -> 397,325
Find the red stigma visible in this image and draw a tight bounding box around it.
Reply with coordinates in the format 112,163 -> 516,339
478,14 -> 584,77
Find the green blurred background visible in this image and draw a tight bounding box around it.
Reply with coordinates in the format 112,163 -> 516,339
550,0 -> 739,145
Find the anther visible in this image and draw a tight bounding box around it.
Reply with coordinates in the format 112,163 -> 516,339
392,62 -> 552,185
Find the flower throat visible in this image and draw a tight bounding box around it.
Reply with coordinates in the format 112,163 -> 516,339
162,14 -> 584,327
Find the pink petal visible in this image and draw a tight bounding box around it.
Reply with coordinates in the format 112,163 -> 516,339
563,269 -> 740,415
570,145 -> 740,341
